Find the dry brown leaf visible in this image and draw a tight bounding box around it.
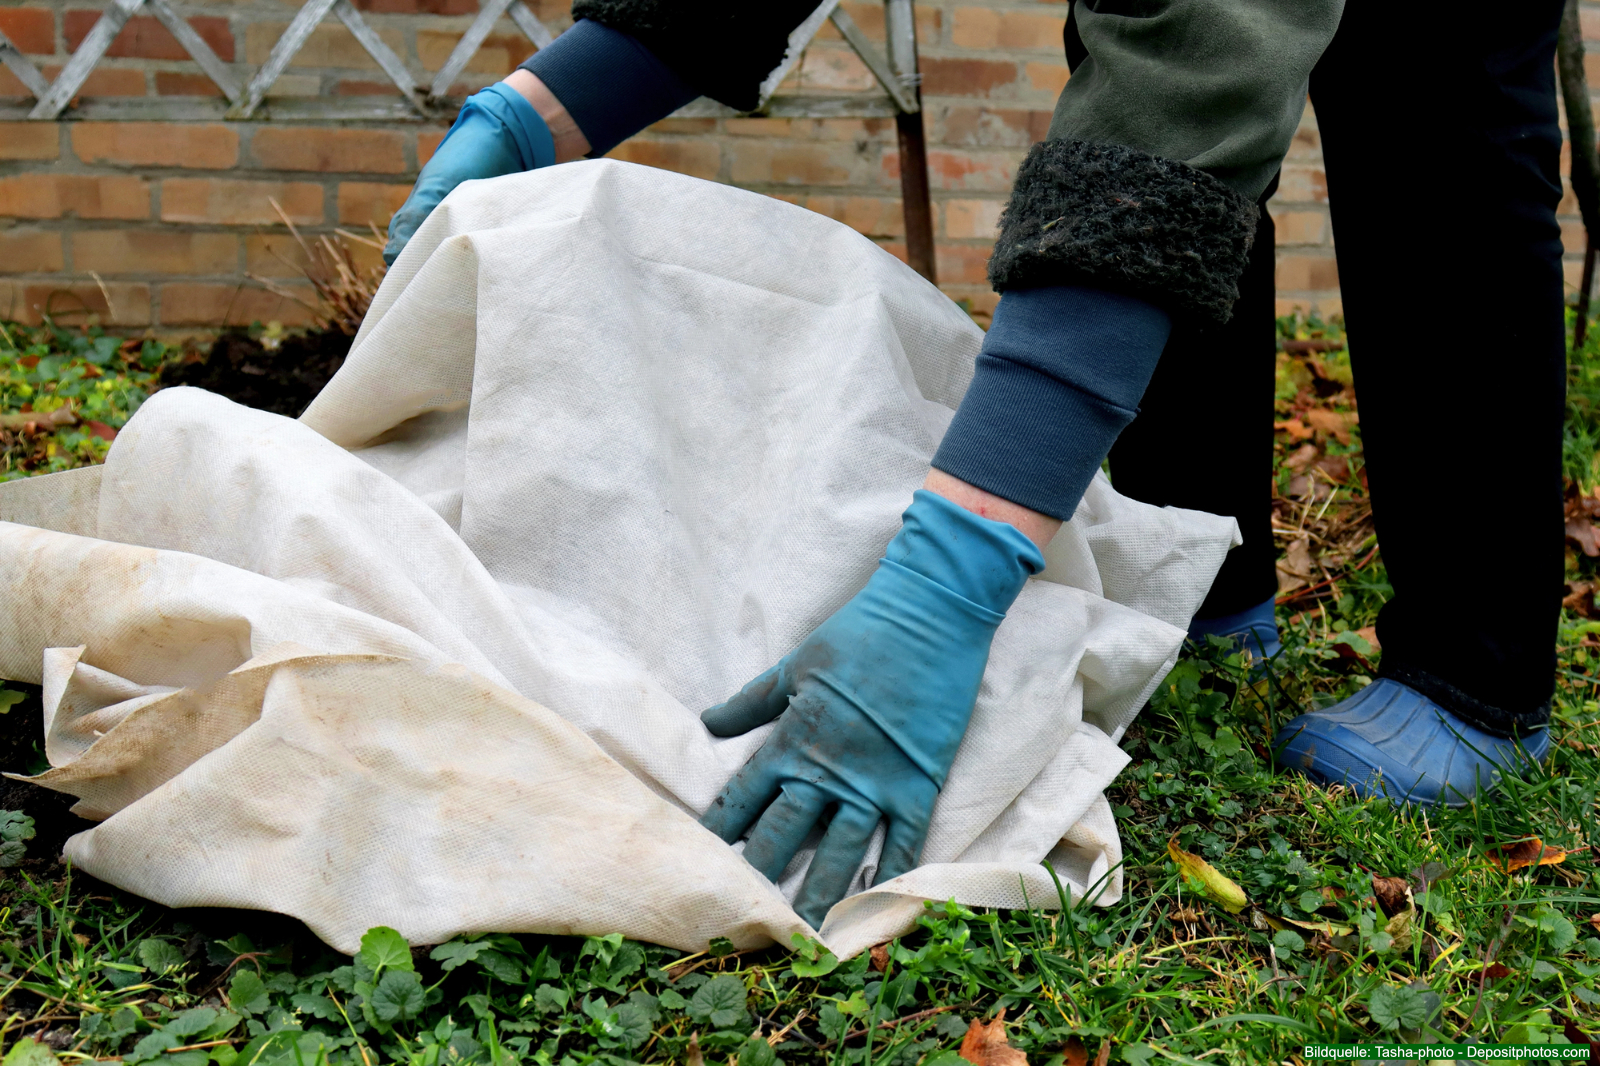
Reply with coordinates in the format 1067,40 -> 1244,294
1313,454 -> 1351,483
1486,838 -> 1568,872
1371,875 -> 1410,918
1564,582 -> 1599,617
685,1032 -> 704,1066
1170,907 -> 1201,923
1093,1042 -> 1110,1066
869,943 -> 889,973
1568,516 -> 1600,557
1283,442 -> 1320,473
1304,408 -> 1354,445
960,1009 -> 1027,1066
1276,537 -> 1313,594
1482,962 -> 1511,981
1384,902 -> 1415,952
1274,418 -> 1315,441
1061,1036 -> 1087,1066
1588,913 -> 1600,935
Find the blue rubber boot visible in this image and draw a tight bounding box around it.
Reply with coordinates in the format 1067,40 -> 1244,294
1188,595 -> 1282,666
1273,678 -> 1550,807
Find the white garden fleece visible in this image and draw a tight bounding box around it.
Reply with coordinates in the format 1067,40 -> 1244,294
0,160 -> 1238,958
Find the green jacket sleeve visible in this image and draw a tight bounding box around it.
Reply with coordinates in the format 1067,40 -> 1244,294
989,0 -> 1345,323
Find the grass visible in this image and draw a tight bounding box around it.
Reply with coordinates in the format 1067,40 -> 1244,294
0,311 -> 1595,1065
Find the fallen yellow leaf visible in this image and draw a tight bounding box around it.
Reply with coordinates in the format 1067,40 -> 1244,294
1167,837 -> 1248,914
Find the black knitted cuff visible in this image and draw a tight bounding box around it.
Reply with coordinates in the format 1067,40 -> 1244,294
1379,662 -> 1552,738
988,140 -> 1260,325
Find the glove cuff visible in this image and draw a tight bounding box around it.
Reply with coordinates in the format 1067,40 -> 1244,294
462,83 -> 557,171
884,489 -> 1044,616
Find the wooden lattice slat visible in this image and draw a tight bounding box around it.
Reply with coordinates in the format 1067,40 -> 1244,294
146,0 -> 240,102
29,0 -> 143,119
756,0 -> 841,110
0,30 -> 49,97
9,0 -> 918,129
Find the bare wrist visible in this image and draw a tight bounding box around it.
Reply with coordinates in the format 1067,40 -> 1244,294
922,468 -> 1062,549
503,69 -> 591,163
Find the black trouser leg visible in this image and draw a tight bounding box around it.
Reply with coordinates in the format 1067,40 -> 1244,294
1309,0 -> 1567,733
1108,202 -> 1280,619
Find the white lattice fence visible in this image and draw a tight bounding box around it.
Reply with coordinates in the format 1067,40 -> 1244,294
0,0 -> 922,123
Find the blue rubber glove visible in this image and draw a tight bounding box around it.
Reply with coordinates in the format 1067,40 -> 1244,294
700,490 -> 1045,929
384,83 -> 555,266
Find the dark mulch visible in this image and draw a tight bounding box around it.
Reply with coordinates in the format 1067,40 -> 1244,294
0,683 -> 94,862
157,327 -> 355,418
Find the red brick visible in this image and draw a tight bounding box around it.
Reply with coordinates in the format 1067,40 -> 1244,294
934,243 -> 991,285
73,230 -> 238,275
938,105 -> 1052,148
1276,165 -> 1328,203
252,127 -> 406,174
77,67 -> 147,97
0,8 -> 53,54
725,118 -> 792,138
646,118 -> 716,135
244,233 -> 313,278
158,282 -> 317,327
807,118 -> 895,142
417,130 -> 446,166
336,80 -> 399,96
813,2 -> 939,44
417,30 -> 526,74
923,149 -> 1018,192
797,45 -> 875,92
0,230 -> 63,273
156,72 -> 226,96
952,8 -> 1063,51
1275,296 -> 1341,319
16,282 -> 151,326
0,123 -> 58,160
607,140 -> 720,181
1275,255 -> 1340,291
0,174 -> 150,219
1270,210 -> 1327,246
803,195 -> 903,237
353,0 -> 476,14
73,123 -> 238,169
1025,61 -> 1069,95
337,181 -> 410,225
1563,218 -> 1588,255
920,57 -> 1018,97
65,11 -> 234,61
730,142 -> 865,186
6,65 -> 148,99
160,178 -> 323,225
244,23 -> 404,69
943,198 -> 1002,239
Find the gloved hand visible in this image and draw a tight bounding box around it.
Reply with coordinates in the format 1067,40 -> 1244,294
699,489 -> 1045,929
384,82 -> 555,266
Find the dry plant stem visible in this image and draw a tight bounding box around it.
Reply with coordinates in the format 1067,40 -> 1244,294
1463,903 -> 1519,1034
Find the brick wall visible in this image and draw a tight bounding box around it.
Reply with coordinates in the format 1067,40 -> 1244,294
0,0 -> 1591,333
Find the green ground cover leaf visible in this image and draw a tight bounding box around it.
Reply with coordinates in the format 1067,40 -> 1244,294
687,974 -> 747,1029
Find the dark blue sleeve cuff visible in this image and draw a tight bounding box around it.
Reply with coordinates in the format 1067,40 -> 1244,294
518,19 -> 700,158
931,285 -> 1171,520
